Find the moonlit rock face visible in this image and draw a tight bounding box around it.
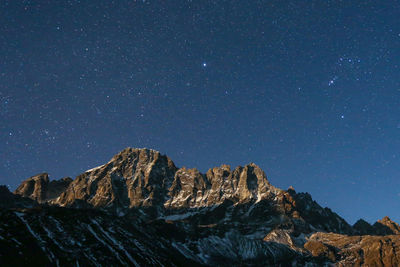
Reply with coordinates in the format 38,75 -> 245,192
14,173 -> 72,203
164,163 -> 276,208
12,148 -> 355,237
5,147 -> 400,266
12,148 -> 353,238
55,147 -> 177,208
52,147 -> 278,209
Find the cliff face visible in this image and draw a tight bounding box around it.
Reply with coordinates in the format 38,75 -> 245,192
22,148 -> 278,212
165,163 -> 277,208
374,216 -> 400,235
55,148 -> 177,208
2,147 -> 399,266
20,148 -> 351,236
6,148 -> 358,237
305,232 -> 400,266
14,173 -> 72,203
353,216 -> 400,236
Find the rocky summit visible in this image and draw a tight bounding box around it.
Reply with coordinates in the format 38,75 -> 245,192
1,147 -> 399,266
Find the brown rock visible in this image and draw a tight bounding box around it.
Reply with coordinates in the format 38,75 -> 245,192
14,173 -> 71,203
14,173 -> 49,202
305,232 -> 400,266
56,148 -> 177,208
165,162 -> 277,208
164,167 -> 208,208
304,240 -> 336,262
374,216 -> 400,235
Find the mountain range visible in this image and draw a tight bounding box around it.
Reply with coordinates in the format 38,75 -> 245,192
1,147 -> 399,266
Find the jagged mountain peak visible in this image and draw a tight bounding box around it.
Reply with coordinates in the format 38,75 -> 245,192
6,172 -> 72,209
14,173 -> 72,203
14,173 -> 49,202
380,216 -> 395,223
110,147 -> 165,162
7,148 -> 356,238
4,147 -> 400,266
353,218 -> 371,227
353,218 -> 374,235
48,148 -> 279,210
164,161 -> 276,208
85,147 -> 176,173
8,148 -> 346,234
4,147 -> 400,267
375,216 -> 400,235
56,147 -> 177,208
16,172 -> 50,186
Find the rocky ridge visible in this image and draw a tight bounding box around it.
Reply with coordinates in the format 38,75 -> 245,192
15,173 -> 72,203
2,147 -> 400,266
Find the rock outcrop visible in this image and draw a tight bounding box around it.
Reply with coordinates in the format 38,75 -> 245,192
56,148 -> 177,208
165,163 -> 277,208
46,148 -> 280,211
353,218 -> 375,235
305,232 -> 400,266
374,216 -> 400,235
14,173 -> 72,203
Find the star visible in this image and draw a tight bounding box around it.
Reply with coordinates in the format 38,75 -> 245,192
328,76 -> 338,86
202,62 -> 207,67
340,115 -> 345,119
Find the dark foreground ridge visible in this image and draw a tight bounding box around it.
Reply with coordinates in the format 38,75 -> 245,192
1,147 -> 399,266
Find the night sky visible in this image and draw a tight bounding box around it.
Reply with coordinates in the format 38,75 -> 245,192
1,1 -> 400,224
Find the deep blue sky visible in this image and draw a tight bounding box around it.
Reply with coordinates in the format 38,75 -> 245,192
1,1 -> 400,224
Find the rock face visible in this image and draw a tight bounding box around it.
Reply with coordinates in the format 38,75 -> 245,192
305,232 -> 400,266
51,148 -> 279,211
353,217 -> 400,236
14,173 -> 50,203
374,216 -> 400,235
14,173 -> 72,203
165,163 -> 277,208
353,218 -> 375,235
56,148 -> 177,208
1,147 -> 400,266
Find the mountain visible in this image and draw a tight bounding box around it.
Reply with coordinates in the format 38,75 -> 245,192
14,173 -> 72,203
353,216 -> 400,236
1,147 -> 399,266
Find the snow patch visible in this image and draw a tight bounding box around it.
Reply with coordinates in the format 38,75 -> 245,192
85,164 -> 105,173
86,224 -> 126,265
42,225 -> 71,253
91,219 -> 139,267
161,211 -> 197,221
15,212 -> 54,262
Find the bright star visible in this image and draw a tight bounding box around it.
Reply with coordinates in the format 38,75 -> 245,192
202,62 -> 207,67
328,76 -> 338,86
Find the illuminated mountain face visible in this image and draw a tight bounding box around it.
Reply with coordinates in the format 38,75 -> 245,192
1,148 -> 399,266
